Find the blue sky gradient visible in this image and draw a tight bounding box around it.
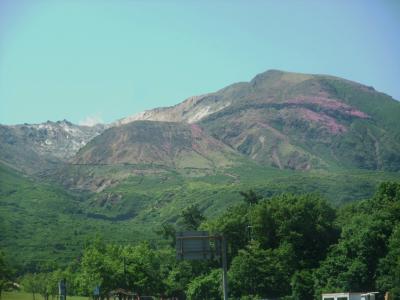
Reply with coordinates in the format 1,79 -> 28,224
1,0 -> 399,125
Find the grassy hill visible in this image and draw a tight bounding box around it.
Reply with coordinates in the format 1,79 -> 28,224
0,163 -> 147,271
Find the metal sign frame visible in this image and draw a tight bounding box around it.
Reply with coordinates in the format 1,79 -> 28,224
175,231 -> 228,300
176,231 -> 213,260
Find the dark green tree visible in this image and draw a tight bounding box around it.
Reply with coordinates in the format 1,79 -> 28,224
74,240 -> 111,296
291,270 -> 314,300
122,242 -> 164,296
315,182 -> 400,295
162,260 -> 193,299
156,223 -> 176,247
206,203 -> 250,259
314,213 -> 392,294
377,224 -> 400,298
0,251 -> 9,300
180,204 -> 205,230
239,190 -> 262,205
186,269 -> 221,300
251,194 -> 338,268
229,241 -> 294,299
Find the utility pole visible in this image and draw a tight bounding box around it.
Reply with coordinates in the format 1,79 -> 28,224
221,235 -> 228,300
123,256 -> 127,288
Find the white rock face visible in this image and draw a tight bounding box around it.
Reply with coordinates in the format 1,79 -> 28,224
1,120 -> 108,163
113,93 -> 232,126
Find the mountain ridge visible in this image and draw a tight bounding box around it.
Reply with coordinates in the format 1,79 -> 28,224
2,69 -> 400,174
114,70 -> 395,126
79,69 -> 400,172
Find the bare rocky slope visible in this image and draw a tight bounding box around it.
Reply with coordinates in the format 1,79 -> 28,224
73,120 -> 239,169
0,120 -> 106,173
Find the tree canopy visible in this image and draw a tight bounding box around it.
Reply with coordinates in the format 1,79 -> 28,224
9,182 -> 400,299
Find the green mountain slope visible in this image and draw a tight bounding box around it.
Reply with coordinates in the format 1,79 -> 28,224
0,163 -> 146,269
3,158 -> 399,269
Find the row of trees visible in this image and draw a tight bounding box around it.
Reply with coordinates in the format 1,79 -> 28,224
17,242 -> 217,299
6,182 -> 400,299
222,183 -> 399,299
21,272 -> 65,300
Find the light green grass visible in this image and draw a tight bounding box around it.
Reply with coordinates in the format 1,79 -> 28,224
2,292 -> 88,300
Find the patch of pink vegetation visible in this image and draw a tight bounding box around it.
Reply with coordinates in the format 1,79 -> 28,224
299,108 -> 347,134
348,109 -> 369,118
285,96 -> 369,118
190,124 -> 203,138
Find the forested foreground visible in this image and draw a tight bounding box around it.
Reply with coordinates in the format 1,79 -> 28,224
1,182 -> 400,300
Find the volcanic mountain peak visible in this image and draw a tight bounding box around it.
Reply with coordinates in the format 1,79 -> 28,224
75,69 -> 400,172
114,70 -> 379,128
249,69 -> 313,90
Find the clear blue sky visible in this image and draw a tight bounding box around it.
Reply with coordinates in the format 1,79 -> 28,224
1,0 -> 399,125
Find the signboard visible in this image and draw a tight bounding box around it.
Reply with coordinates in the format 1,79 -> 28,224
93,286 -> 100,297
175,231 -> 228,300
176,231 -> 211,260
58,279 -> 66,300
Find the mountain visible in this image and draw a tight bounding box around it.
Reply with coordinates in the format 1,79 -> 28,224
73,120 -> 239,169
39,120 -> 244,193
118,70 -> 400,171
4,70 -> 400,175
2,69 -> 400,266
0,120 -> 106,173
40,69 -> 400,207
